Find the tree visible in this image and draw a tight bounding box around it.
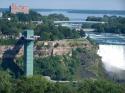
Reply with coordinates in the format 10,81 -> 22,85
34,55 -> 80,80
85,16 -> 125,34
15,76 -> 49,93
0,71 -> 12,93
48,14 -> 69,21
77,80 -> 125,93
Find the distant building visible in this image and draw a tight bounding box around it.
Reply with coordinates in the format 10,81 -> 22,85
0,11 -> 2,17
10,3 -> 29,14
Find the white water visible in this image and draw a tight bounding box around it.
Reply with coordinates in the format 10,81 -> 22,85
98,45 -> 125,80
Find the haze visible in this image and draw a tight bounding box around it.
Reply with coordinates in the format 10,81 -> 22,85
0,0 -> 125,10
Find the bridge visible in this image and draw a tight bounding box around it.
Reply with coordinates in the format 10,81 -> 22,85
31,20 -> 43,25
54,20 -> 107,30
54,20 -> 106,24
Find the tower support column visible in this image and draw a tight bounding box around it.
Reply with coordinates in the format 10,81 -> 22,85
23,30 -> 34,77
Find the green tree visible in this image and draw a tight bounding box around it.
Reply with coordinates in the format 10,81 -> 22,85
15,76 -> 49,93
0,71 -> 12,93
77,80 -> 125,93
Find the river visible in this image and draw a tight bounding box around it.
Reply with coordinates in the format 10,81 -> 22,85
36,9 -> 125,80
35,9 -> 125,20
38,11 -> 105,20
98,45 -> 125,80
88,33 -> 125,80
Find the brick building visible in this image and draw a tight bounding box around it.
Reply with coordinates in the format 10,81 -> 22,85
10,3 -> 29,14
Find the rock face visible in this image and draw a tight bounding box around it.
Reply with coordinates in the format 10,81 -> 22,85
0,46 -> 23,58
0,39 -> 92,59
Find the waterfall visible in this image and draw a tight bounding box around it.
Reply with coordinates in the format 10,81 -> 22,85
98,45 -> 125,80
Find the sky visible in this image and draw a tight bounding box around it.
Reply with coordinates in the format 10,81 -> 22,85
0,0 -> 125,10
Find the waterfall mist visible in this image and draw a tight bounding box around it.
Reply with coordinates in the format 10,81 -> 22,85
98,45 -> 125,80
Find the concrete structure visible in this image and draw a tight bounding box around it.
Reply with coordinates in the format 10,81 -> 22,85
22,30 -> 40,77
10,3 -> 29,14
23,30 -> 34,76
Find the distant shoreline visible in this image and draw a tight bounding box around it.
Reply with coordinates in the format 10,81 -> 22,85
1,8 -> 125,15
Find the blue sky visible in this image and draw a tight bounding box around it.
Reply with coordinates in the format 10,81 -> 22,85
0,0 -> 125,10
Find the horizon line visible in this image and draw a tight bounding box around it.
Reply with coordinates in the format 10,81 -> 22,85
0,8 -> 125,11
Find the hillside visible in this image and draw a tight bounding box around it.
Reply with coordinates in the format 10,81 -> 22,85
0,38 -> 106,80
